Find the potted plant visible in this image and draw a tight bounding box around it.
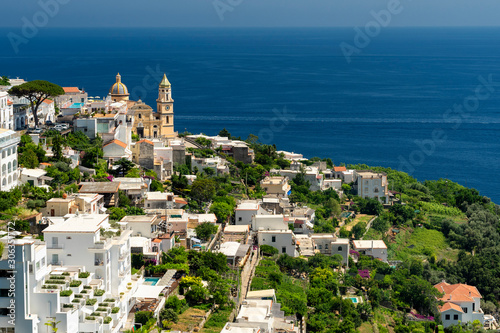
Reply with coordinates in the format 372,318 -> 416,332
59,289 -> 74,303
69,280 -> 83,294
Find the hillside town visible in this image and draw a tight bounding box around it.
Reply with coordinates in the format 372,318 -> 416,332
0,74 -> 499,333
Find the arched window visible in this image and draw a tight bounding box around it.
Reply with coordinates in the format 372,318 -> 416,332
13,174 -> 17,181
2,151 -> 5,158
8,176 -> 11,184
7,149 -> 10,157
12,160 -> 16,169
7,162 -> 11,174
2,178 -> 5,186
2,165 -> 5,175
338,246 -> 343,251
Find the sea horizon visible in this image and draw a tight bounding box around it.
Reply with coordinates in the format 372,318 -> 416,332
2,26 -> 499,201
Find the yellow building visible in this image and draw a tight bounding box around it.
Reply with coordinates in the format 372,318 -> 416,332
108,73 -> 175,138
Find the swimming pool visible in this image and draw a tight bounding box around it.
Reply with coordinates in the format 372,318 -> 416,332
144,277 -> 160,286
349,297 -> 358,304
70,103 -> 84,108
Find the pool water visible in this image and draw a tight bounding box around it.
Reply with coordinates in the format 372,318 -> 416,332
349,297 -> 358,304
70,103 -> 84,108
144,277 -> 160,286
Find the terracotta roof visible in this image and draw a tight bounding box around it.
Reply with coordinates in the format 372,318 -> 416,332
7,101 -> 13,106
43,99 -> 54,105
137,139 -> 154,145
439,303 -> 463,313
334,166 -> 347,172
435,281 -> 481,304
175,198 -> 188,205
152,239 -> 162,243
63,87 -> 80,93
104,139 -> 127,149
40,162 -> 52,166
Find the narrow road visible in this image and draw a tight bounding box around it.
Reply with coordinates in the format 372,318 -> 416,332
239,249 -> 260,304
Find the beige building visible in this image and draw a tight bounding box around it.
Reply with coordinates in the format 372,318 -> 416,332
260,176 -> 291,198
353,170 -> 389,203
108,73 -> 175,139
45,193 -> 104,216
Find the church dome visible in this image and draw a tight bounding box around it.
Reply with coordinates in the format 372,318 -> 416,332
109,73 -> 129,96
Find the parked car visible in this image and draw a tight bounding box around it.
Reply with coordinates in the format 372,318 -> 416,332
45,120 -> 54,126
31,128 -> 43,134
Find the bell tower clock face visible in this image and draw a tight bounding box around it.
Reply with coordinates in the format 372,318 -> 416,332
165,105 -> 170,111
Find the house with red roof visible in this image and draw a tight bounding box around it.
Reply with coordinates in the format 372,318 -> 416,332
434,281 -> 484,328
103,139 -> 131,163
55,86 -> 88,106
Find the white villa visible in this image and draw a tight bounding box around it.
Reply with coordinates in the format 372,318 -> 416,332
435,281 -> 484,328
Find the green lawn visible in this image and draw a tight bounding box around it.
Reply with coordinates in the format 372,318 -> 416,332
201,307 -> 233,333
389,227 -> 458,262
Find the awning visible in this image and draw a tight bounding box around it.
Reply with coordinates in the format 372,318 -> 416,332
191,237 -> 201,243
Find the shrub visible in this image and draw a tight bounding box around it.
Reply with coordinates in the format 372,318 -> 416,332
99,303 -> 109,307
104,298 -> 115,303
60,290 -> 73,297
63,304 -> 73,308
80,290 -> 87,294
96,307 -> 107,312
50,275 -> 66,280
94,289 -> 105,297
69,280 -> 82,287
78,272 -> 90,278
104,316 -> 112,324
111,307 -> 120,314
86,299 -> 97,306
72,299 -> 81,303
135,311 -> 153,325
85,316 -> 96,321
42,285 -> 58,289
75,294 -> 83,298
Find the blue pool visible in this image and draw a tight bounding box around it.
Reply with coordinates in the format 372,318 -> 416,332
70,103 -> 84,108
349,297 -> 358,304
144,277 -> 159,286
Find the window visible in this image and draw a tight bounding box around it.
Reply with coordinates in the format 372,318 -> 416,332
282,247 -> 286,253
338,246 -> 343,251
238,217 -> 242,221
473,303 -> 475,311
66,236 -> 71,239
445,314 -> 450,320
453,314 -> 459,320
462,307 -> 468,313
325,244 -> 328,249
271,236 -> 276,242
318,245 -> 322,250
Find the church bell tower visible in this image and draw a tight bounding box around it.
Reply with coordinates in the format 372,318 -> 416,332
157,73 -> 175,137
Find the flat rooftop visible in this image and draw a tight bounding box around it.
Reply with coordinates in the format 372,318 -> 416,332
43,214 -> 108,233
353,240 -> 387,249
79,182 -> 120,193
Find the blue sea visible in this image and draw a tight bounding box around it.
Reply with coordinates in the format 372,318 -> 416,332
1,27 -> 499,202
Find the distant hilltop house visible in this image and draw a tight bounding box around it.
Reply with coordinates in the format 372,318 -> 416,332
352,170 -> 389,203
434,281 -> 484,328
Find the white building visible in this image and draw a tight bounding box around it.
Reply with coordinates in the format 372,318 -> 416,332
0,219 -> 137,333
20,168 -> 52,189
235,201 -> 269,226
353,171 -> 389,203
191,156 -> 229,175
352,240 -> 388,262
258,230 -> 298,257
103,139 -> 132,163
252,215 -> 288,232
0,92 -> 13,130
435,281 -> 484,328
260,176 -> 291,198
144,191 -> 175,210
119,215 -> 160,238
311,234 -> 350,266
0,129 -> 20,191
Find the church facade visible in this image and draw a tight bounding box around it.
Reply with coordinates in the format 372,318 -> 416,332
109,73 -> 175,138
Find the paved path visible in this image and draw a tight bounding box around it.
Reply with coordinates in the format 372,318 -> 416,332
239,249 -> 260,303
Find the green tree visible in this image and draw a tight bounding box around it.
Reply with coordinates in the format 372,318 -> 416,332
195,222 -> 218,241
209,201 -> 232,223
185,284 -> 208,306
352,222 -> 367,240
218,128 -> 231,138
19,149 -> 39,168
8,80 -> 64,126
113,158 -> 135,177
0,76 -> 10,86
51,134 -> 64,161
125,168 -> 141,178
191,179 -> 217,202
